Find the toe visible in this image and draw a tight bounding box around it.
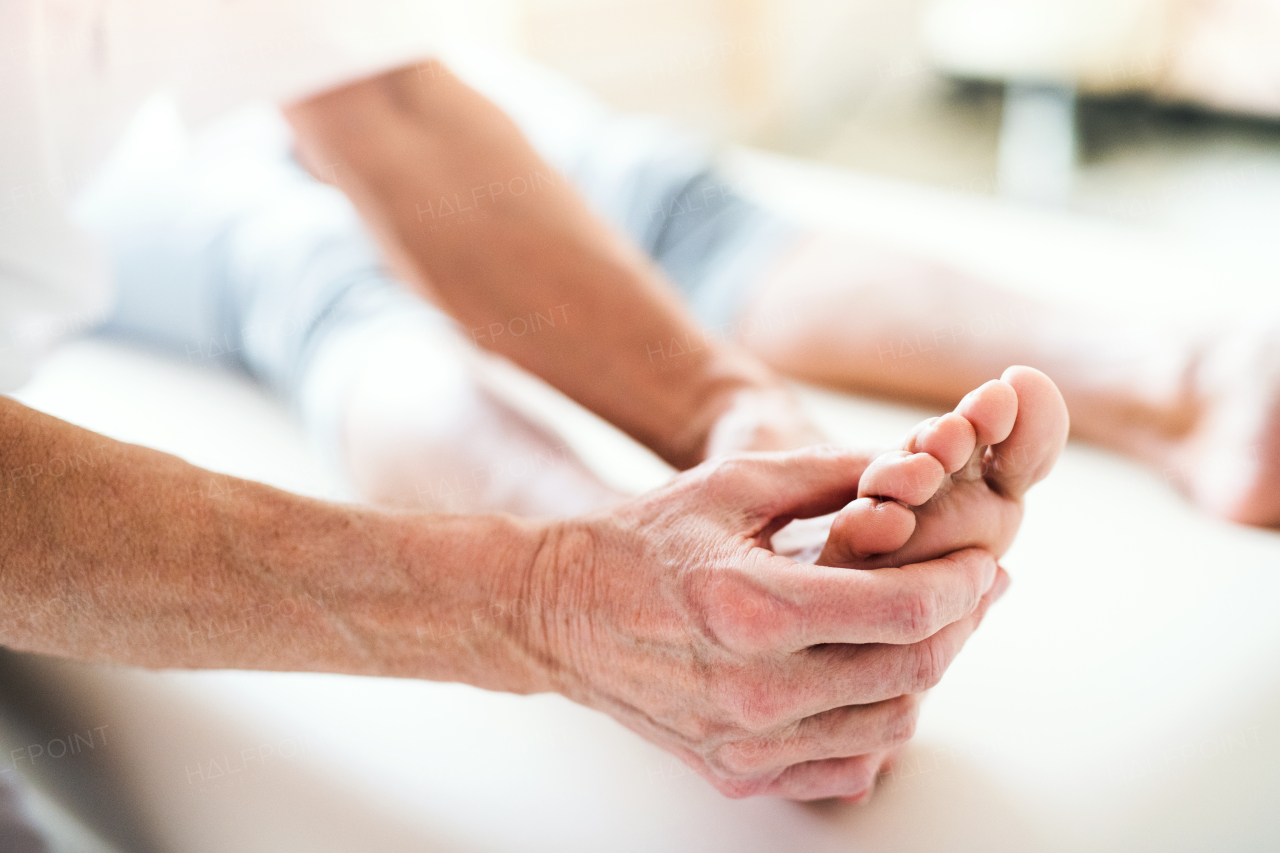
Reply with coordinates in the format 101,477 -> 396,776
984,366 -> 1070,498
858,450 -> 946,506
818,497 -> 917,565
908,412 -> 977,474
956,379 -> 1019,446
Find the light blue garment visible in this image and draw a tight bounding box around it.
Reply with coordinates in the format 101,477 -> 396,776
81,55 -> 800,455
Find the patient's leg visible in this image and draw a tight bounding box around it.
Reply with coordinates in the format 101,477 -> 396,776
83,105 -> 621,518
448,53 -> 1280,527
254,63 -> 1280,527
738,234 -> 1280,527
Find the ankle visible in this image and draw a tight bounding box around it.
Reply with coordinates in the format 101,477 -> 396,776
1065,328 -> 1204,464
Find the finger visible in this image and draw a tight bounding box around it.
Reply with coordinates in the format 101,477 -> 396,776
839,746 -> 902,804
878,744 -> 906,780
709,695 -> 921,780
698,446 -> 873,526
791,695 -> 922,764
791,567 -> 1009,711
751,547 -> 999,649
765,753 -> 883,801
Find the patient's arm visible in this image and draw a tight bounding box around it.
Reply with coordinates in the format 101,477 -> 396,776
283,62 -> 819,469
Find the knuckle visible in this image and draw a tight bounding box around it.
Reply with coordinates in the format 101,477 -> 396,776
893,586 -> 942,642
883,697 -> 920,747
710,738 -> 777,777
739,688 -> 784,732
842,755 -> 880,796
715,674 -> 786,732
949,548 -> 986,602
968,552 -> 996,608
701,455 -> 754,494
700,571 -> 799,654
908,637 -> 949,691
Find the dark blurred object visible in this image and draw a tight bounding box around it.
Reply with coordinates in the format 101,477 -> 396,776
0,776 -> 50,853
922,0 -> 1280,120
0,649 -> 162,853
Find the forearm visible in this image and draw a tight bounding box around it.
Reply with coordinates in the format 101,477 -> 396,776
283,62 -> 784,468
0,396 -> 548,691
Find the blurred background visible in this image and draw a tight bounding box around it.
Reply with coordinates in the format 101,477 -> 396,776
8,2 -> 1280,851
460,0 -> 1280,278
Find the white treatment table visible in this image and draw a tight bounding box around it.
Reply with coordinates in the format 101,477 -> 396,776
8,150 -> 1280,853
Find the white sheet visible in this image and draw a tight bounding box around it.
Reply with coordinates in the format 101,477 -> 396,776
12,151 -> 1280,853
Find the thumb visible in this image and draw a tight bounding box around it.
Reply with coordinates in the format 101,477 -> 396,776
700,445 -> 873,527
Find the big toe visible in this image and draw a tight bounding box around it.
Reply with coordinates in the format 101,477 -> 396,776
985,366 -> 1070,498
956,379 -> 1019,446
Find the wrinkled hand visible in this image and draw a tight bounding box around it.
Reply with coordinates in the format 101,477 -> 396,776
521,446 -> 1007,800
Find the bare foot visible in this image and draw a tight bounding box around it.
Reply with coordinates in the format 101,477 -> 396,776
1164,321 -> 1280,528
817,366 -> 1069,569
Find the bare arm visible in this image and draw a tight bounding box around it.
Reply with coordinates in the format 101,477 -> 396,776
0,394 -> 545,692
283,62 -> 818,468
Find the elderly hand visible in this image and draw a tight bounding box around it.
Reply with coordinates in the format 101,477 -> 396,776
517,446 -> 1006,800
